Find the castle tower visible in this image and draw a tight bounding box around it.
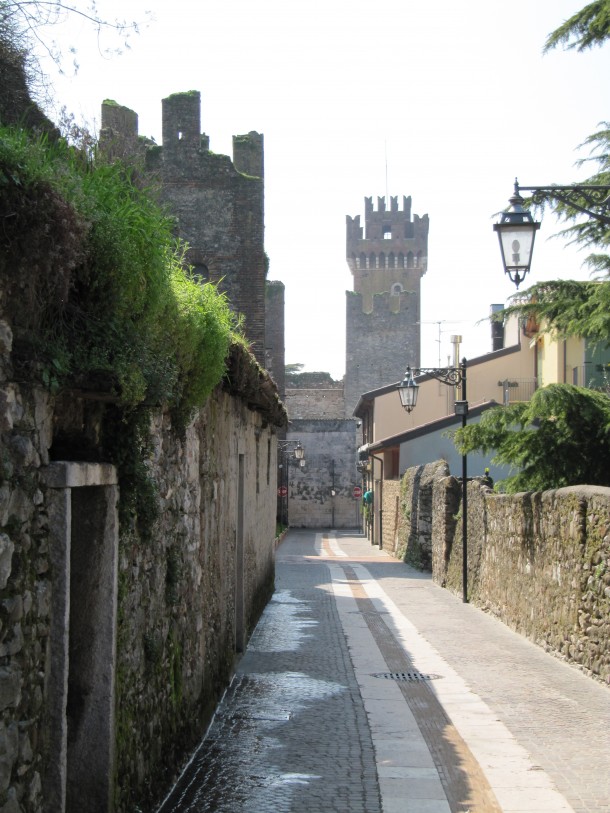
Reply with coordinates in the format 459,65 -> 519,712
345,195 -> 429,416
101,92 -> 268,367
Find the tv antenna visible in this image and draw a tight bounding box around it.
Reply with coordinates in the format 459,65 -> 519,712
385,139 -> 389,203
417,320 -> 468,367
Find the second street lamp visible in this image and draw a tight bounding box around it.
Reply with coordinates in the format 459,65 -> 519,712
398,360 -> 470,603
397,366 -> 419,412
277,440 -> 306,527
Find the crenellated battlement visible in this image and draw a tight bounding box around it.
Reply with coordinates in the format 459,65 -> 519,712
364,195 -> 412,218
100,92 -> 263,178
347,194 -> 429,262
233,132 -> 264,178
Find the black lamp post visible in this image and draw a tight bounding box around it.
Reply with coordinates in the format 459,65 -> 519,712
398,360 -> 469,603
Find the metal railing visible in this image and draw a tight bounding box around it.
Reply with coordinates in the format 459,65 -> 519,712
497,378 -> 538,405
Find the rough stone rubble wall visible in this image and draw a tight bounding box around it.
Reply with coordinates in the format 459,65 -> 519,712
115,389 -> 279,811
382,465 -> 610,683
0,319 -> 282,812
285,388 -> 346,420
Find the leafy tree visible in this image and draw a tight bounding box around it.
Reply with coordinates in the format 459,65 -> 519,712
500,277 -> 610,345
0,0 -> 141,72
544,0 -> 610,53
453,384 -> 610,492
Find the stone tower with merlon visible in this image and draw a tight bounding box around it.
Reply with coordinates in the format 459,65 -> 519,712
345,195 -> 429,416
100,91 -> 268,367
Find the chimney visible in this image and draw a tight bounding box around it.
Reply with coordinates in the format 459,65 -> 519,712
490,304 -> 504,351
450,334 -> 462,368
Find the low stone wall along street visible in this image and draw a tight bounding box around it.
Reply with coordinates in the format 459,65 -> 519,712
381,463 -> 610,684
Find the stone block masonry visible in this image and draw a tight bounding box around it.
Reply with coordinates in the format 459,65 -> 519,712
287,419 -> 361,529
380,462 -> 610,684
113,381 -> 283,812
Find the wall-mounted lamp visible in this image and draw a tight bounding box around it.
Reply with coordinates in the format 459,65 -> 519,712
494,180 -> 540,288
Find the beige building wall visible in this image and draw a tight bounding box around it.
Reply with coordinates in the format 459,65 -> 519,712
538,334 -> 585,387
370,329 -> 535,445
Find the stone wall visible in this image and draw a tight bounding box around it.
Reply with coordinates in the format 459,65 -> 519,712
381,464 -> 610,683
265,281 -> 285,400
285,388 -> 345,420
115,384 -> 281,811
0,321 -> 285,812
379,479 -> 402,556
286,420 -> 360,529
282,376 -> 360,529
382,461 -> 451,570
284,373 -> 345,421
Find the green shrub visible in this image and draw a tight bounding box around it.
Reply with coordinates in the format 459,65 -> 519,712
0,124 -> 238,420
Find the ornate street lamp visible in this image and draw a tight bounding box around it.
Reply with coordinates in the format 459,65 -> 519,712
278,439 -> 306,461
494,181 -> 540,288
495,178 -> 610,288
397,360 -> 470,603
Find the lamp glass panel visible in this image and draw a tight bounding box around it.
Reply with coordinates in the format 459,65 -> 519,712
398,381 -> 418,409
498,223 -> 536,271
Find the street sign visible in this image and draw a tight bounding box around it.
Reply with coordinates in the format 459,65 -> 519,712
353,486 -> 362,499
278,486 -> 288,497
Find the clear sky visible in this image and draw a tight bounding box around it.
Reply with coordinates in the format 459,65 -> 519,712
35,0 -> 609,379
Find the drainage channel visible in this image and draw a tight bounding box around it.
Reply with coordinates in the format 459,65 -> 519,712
372,671 -> 441,682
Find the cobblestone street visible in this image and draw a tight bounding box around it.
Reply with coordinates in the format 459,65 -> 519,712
158,530 -> 610,813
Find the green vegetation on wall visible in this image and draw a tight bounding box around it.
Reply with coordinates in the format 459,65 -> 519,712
0,124 -> 237,423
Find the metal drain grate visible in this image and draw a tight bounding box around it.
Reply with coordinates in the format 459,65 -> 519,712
348,610 -> 389,615
372,671 -> 440,682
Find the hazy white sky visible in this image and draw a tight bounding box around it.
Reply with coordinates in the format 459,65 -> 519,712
37,0 -> 609,379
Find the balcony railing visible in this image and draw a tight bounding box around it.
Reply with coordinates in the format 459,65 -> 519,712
497,378 -> 538,405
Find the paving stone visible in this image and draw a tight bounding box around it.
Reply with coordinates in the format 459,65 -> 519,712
158,529 -> 610,813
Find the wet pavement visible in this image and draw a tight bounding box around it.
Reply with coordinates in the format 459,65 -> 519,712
157,529 -> 610,813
